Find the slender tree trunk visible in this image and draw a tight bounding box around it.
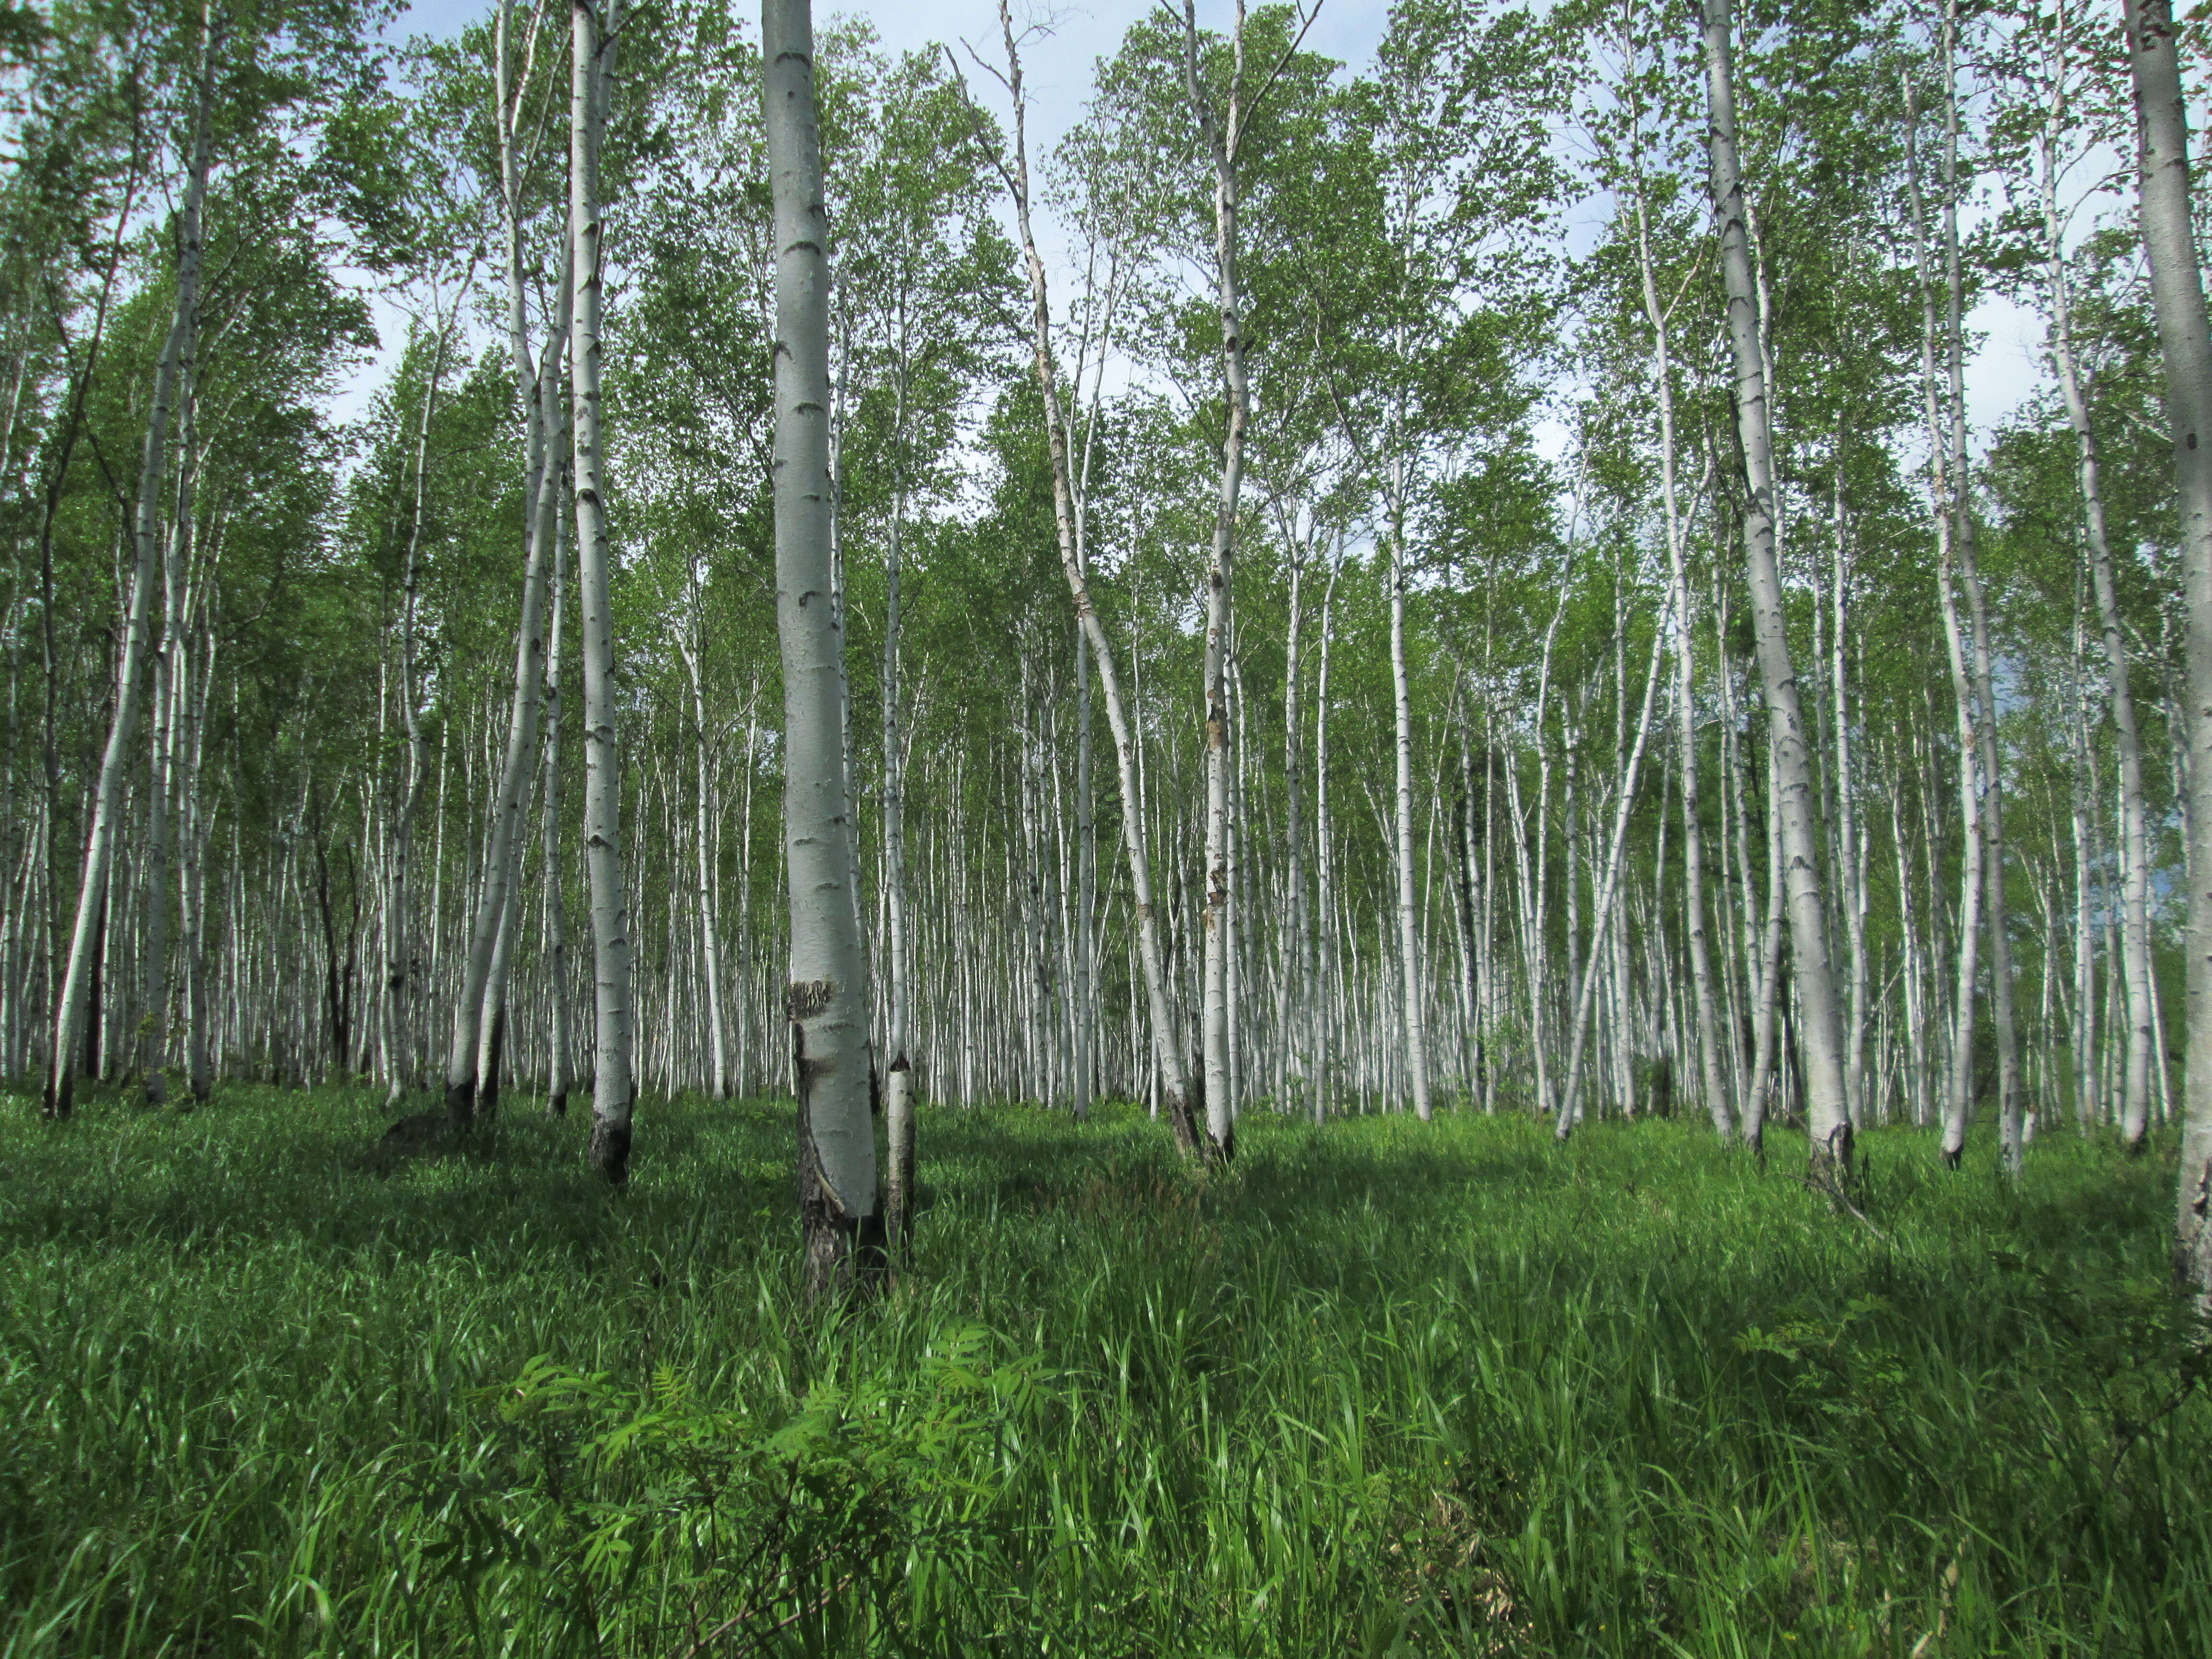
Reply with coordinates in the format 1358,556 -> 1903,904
1313,544 -> 1340,1123
140,369 -> 197,1108
1700,0 -> 1852,1178
1387,495 -> 1433,1122
1939,2 -> 2023,1175
1554,589 -> 1666,1139
1634,184 -> 1729,1140
2040,113 -> 2155,1150
2125,0 -> 2212,1297
447,25 -> 568,1126
48,19 -> 217,1119
682,615 -> 732,1099
1073,622 -> 1093,1122
1906,74 -> 1986,1169
882,431 -> 914,1236
1280,534 -> 1308,1118
1743,743 -> 1786,1152
574,0 -> 633,1180
1179,0 -> 1251,1159
769,0 -> 881,1290
542,458 -> 573,1116
962,1 -> 1197,1153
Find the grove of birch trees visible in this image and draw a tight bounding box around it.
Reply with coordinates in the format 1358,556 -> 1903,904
9,0 -> 2212,1286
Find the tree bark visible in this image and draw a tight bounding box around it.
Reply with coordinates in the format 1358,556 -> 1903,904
48,15 -> 217,1119
2038,65 -> 2154,1150
768,0 -> 881,1291
1634,182 -> 1729,1140
959,1 -> 1198,1154
1939,0 -> 2023,1175
1387,496 -> 1433,1122
542,455 -> 573,1116
2124,0 -> 2212,1298
574,0 -> 634,1181
1179,0 -> 1251,1159
1699,0 -> 1852,1179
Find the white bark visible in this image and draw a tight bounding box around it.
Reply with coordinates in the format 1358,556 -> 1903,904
1633,182 -> 1730,1140
1699,0 -> 1852,1177
1387,498 -> 1433,1121
768,0 -> 880,1289
955,4 -> 1199,1154
541,469 -> 572,1116
2124,0 -> 2212,1295
573,0 -> 633,1180
1178,0 -> 1252,1158
49,14 -> 216,1119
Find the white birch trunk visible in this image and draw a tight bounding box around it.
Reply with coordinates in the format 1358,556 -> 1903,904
1634,184 -> 1730,1140
768,0 -> 880,1288
48,16 -> 216,1118
541,467 -> 572,1116
2125,0 -> 2212,1294
1388,500 -> 1433,1121
1700,0 -> 1852,1177
1179,0 -> 1251,1158
960,2 -> 1198,1153
573,0 -> 634,1179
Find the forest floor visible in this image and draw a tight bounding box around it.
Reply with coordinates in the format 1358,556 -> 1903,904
0,1085 -> 2204,1658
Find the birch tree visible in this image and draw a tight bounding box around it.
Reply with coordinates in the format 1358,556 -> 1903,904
2122,0 -> 2212,1297
951,1 -> 1202,1156
1698,0 -> 1853,1178
769,0 -> 882,1289
48,6 -> 219,1119
573,0 -> 633,1181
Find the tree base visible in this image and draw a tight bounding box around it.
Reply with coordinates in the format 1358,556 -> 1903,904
589,1117 -> 630,1184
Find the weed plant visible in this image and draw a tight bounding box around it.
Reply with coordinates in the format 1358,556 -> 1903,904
0,1086 -> 2204,1656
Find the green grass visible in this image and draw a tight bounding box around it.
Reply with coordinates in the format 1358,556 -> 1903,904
0,1086 -> 2205,1657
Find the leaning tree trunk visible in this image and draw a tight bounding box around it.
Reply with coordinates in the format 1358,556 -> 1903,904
2044,109 -> 2156,1152
768,0 -> 881,1293
971,0 -> 1198,1154
445,22 -> 567,1129
573,0 -> 633,1181
2124,0 -> 2212,1299
49,21 -> 216,1120
1700,0 -> 1852,1180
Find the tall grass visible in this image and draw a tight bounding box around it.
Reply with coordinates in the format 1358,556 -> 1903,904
0,1086 -> 2202,1656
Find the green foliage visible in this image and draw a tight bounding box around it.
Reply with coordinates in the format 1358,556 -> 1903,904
2,1088 -> 2208,1656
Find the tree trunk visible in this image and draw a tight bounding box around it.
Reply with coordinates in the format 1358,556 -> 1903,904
1700,0 -> 1852,1179
967,0 -> 1197,1154
542,455 -> 572,1117
48,17 -> 217,1120
881,393 -> 914,1236
1073,622 -> 1093,1123
768,0 -> 881,1291
1388,499 -> 1433,1122
2124,0 -> 2212,1298
1939,1 -> 2023,1175
2039,94 -> 2154,1151
1179,0 -> 1250,1159
574,0 -> 634,1180
1634,183 -> 1730,1140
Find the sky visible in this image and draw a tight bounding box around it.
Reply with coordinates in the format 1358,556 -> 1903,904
341,0 -> 2051,457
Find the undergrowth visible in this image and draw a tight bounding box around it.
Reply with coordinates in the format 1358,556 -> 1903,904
0,1085 -> 2203,1656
